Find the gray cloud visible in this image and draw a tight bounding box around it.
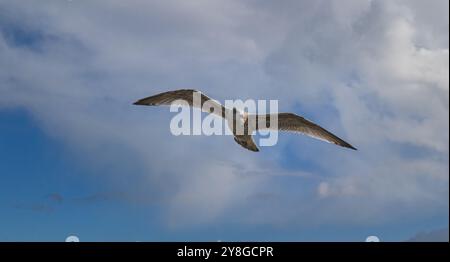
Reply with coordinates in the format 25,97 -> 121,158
13,203 -> 54,213
46,193 -> 63,204
0,0 -> 448,229
407,227 -> 449,242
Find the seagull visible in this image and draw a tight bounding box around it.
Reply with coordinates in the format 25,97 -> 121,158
133,89 -> 356,152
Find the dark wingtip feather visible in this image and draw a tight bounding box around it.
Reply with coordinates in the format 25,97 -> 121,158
133,99 -> 149,105
349,145 -> 357,150
343,143 -> 357,150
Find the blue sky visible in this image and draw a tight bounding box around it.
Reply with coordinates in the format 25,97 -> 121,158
0,110 -> 446,241
0,0 -> 448,241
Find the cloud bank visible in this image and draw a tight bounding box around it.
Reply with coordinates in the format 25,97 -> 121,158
407,227 -> 449,242
0,0 -> 448,232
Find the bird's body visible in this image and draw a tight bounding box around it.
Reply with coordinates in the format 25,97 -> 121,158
134,89 -> 356,152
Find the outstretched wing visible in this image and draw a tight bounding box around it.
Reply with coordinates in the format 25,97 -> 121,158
134,89 -> 227,118
252,113 -> 356,150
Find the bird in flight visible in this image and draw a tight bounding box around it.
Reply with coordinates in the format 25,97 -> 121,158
133,89 -> 356,152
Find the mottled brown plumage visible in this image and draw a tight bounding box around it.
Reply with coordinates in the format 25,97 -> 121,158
134,89 -> 356,152
134,89 -> 227,117
250,113 -> 356,150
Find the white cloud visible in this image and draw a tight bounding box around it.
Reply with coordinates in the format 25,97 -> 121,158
0,0 -> 448,229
